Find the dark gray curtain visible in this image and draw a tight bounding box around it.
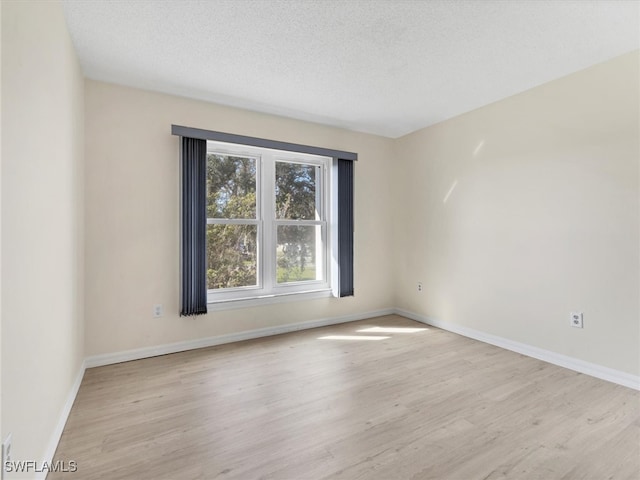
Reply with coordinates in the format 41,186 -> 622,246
180,137 -> 208,316
338,159 -> 354,297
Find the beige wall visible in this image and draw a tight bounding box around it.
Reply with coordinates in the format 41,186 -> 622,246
1,0 -> 84,470
85,52 -> 639,376
394,51 -> 640,375
0,0 -> 3,448
84,81 -> 395,356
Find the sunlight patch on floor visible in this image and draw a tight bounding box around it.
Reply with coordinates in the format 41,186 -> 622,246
357,327 -> 428,334
318,335 -> 390,341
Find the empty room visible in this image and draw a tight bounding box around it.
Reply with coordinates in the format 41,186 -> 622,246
1,0 -> 639,479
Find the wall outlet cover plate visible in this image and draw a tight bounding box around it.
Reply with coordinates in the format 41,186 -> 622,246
570,312 -> 583,328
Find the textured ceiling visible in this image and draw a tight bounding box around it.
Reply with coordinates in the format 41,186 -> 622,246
62,0 -> 639,138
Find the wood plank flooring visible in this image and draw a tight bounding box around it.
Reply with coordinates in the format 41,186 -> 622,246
50,315 -> 640,479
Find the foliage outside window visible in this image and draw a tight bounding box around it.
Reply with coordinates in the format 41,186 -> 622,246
206,142 -> 330,302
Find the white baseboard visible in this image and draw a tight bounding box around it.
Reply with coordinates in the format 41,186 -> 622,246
85,308 -> 395,368
395,308 -> 640,391
37,359 -> 86,480
85,306 -> 640,387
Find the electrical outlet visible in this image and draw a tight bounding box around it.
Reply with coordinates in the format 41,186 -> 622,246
570,312 -> 583,328
417,282 -> 423,292
153,304 -> 163,318
2,433 -> 12,480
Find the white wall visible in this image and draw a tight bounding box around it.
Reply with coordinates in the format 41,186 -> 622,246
1,0 -> 84,472
84,81 -> 395,357
394,51 -> 640,376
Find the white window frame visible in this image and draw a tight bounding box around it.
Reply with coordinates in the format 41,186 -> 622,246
206,141 -> 333,308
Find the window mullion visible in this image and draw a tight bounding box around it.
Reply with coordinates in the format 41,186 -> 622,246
256,156 -> 264,290
273,219 -> 324,226
207,218 -> 260,225
261,154 -> 276,293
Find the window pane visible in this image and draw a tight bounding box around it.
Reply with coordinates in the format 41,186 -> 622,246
207,154 -> 257,219
207,224 -> 258,289
276,225 -> 322,284
275,162 -> 318,220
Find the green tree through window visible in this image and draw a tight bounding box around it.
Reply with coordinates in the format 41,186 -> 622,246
206,145 -> 329,300
206,154 -> 258,289
275,162 -> 319,283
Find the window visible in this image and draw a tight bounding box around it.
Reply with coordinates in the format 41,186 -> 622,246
173,125 -> 355,316
206,142 -> 331,304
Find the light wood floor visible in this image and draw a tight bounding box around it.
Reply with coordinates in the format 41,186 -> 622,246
50,315 -> 640,480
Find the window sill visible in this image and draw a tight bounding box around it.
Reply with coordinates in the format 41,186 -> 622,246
207,289 -> 334,312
